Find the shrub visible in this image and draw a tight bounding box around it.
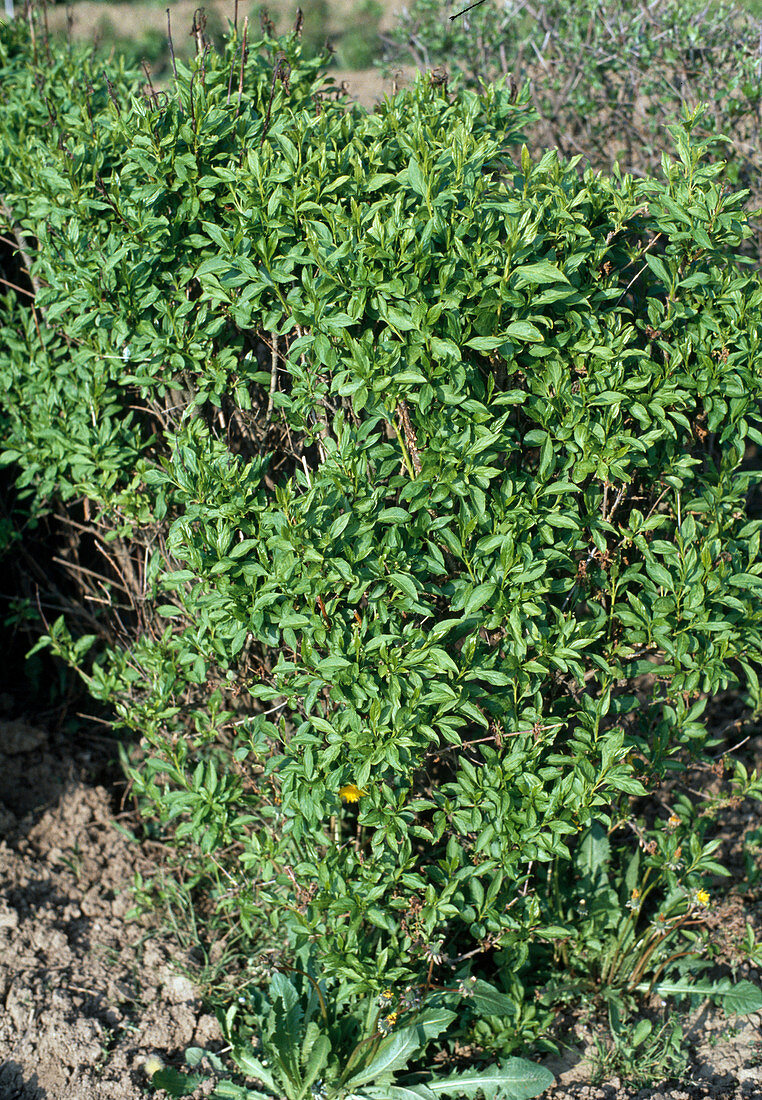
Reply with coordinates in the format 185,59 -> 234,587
2,9 -> 762,1090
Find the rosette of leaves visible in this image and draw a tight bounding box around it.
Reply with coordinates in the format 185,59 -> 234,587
150,969 -> 554,1099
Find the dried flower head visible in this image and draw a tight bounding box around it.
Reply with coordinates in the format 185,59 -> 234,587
143,1054 -> 165,1077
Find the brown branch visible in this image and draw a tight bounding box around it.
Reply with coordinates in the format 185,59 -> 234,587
0,275 -> 36,298
266,331 -> 279,420
396,400 -> 422,475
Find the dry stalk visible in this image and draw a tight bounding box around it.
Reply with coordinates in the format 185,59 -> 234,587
396,399 -> 422,475
266,331 -> 279,420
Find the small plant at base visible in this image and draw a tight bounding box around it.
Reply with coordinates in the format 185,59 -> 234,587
589,1003 -> 688,1089
149,964 -> 555,1098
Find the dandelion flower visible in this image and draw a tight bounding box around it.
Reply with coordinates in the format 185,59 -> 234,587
339,782 -> 367,803
379,1011 -> 399,1033
626,888 -> 641,911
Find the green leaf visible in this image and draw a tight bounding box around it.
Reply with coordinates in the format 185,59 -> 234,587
381,305 -> 416,332
229,539 -> 258,559
378,507 -> 411,523
407,158 -> 427,197
571,822 -> 611,888
390,572 -> 419,600
415,1007 -> 457,1042
151,1067 -> 204,1097
630,1018 -> 652,1047
465,336 -> 504,352
362,1086 -> 436,1100
343,1027 -> 422,1088
720,980 -> 762,1016
512,261 -> 570,287
329,512 -> 352,539
647,978 -> 762,1016
464,582 -> 497,617
213,1083 -> 275,1100
302,1032 -> 331,1088
428,1057 -> 554,1098
469,979 -> 516,1017
503,321 -> 543,343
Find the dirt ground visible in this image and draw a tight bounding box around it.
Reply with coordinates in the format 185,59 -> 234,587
1,688 -> 761,1100
42,0 -> 404,40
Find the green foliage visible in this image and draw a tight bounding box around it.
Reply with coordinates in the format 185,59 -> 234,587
542,811 -> 744,997
1,8 -> 762,1087
335,0 -> 384,69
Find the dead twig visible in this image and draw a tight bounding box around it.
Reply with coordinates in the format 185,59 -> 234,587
266,332 -> 279,420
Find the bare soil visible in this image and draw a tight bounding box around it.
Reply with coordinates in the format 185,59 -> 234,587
0,701 -> 226,1100
43,0 -> 403,42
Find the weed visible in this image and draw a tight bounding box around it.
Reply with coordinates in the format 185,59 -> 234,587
589,1004 -> 688,1088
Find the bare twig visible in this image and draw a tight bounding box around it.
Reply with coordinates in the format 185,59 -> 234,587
450,0 -> 487,20
236,15 -> 249,118
396,399 -> 422,475
266,332 -> 279,420
166,8 -> 178,81
191,7 -> 206,55
0,275 -> 36,298
0,196 -> 42,296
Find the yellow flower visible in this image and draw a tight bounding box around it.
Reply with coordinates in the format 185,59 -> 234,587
339,783 -> 367,803
695,888 -> 710,908
379,1011 -> 399,1033
668,812 -> 680,829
